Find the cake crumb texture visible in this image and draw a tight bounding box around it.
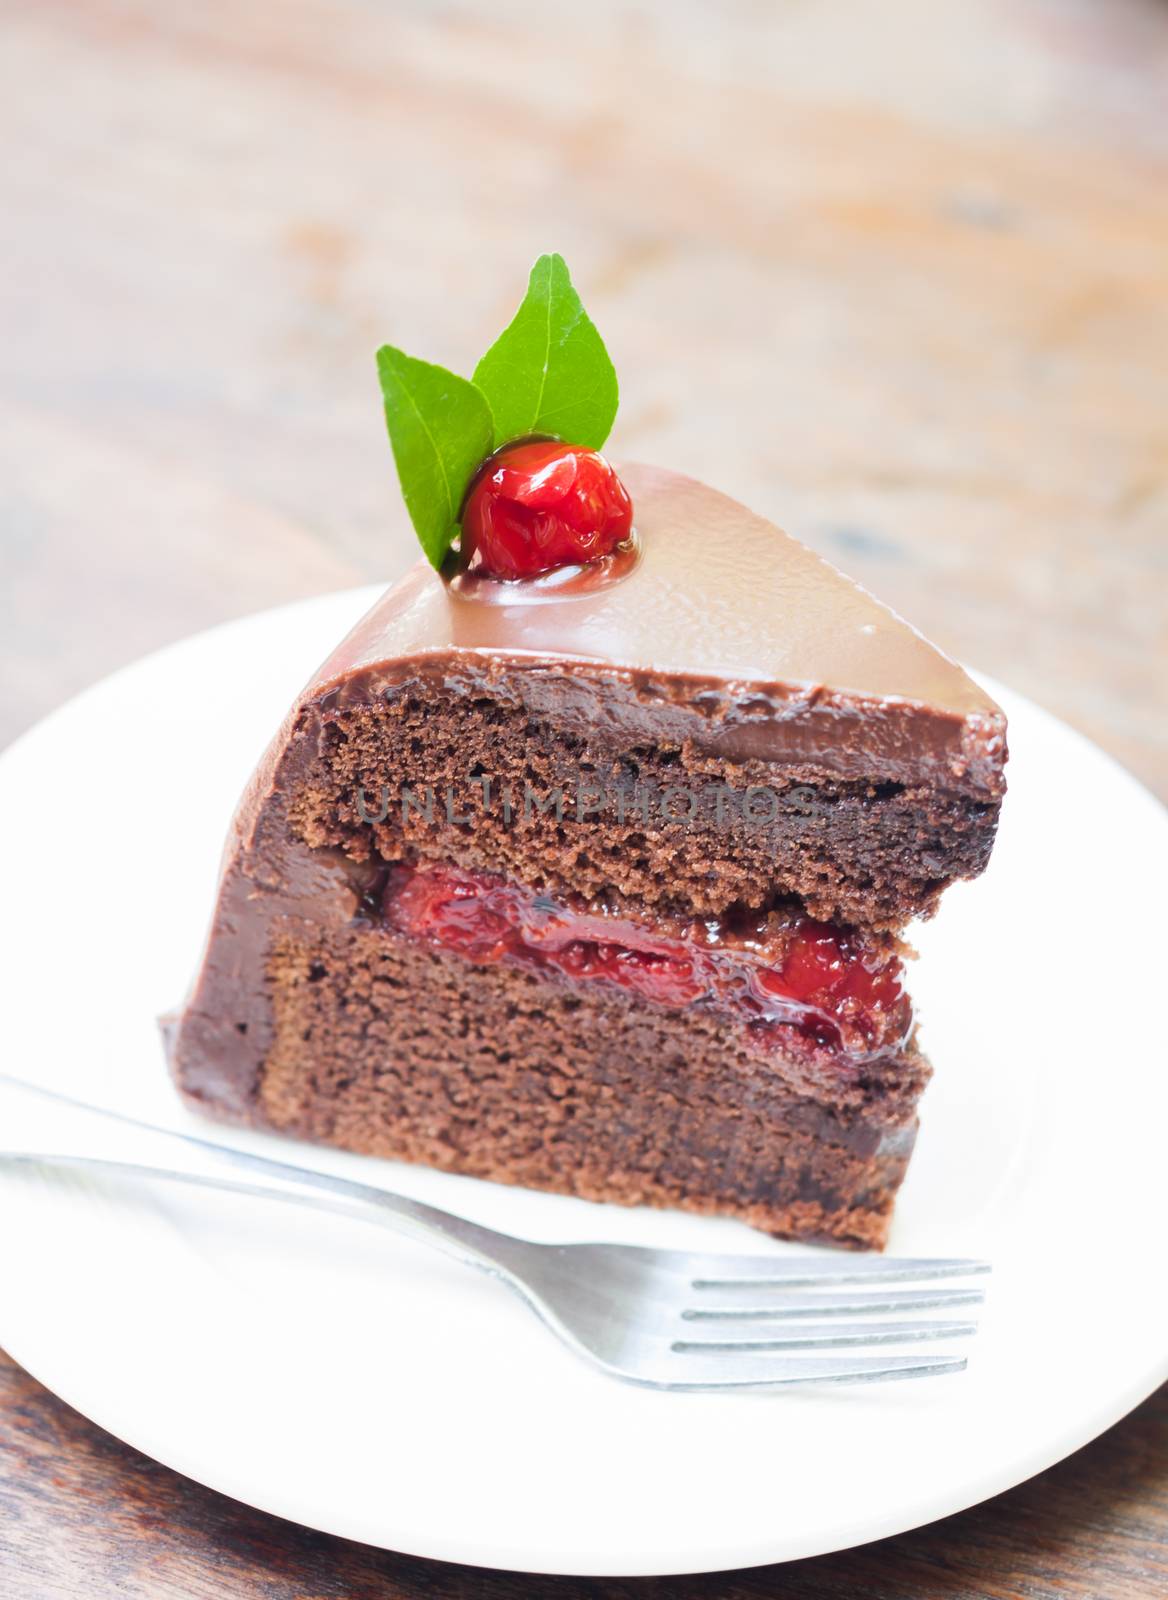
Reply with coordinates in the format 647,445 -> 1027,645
252,923 -> 926,1249
288,691 -> 1000,929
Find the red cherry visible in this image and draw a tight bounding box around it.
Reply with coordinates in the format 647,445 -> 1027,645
460,441 -> 633,580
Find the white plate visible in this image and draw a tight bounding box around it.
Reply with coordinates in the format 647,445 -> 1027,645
0,586 -> 1165,1577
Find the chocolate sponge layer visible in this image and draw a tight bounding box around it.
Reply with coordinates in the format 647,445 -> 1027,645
289,684 -> 1000,929
204,921 -> 929,1250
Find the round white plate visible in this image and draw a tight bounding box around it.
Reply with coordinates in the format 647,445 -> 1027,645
0,587 -> 1165,1577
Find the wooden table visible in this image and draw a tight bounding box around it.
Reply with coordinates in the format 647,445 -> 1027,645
1,1 -> 1165,1593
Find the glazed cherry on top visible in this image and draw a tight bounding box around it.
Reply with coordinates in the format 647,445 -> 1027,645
460,440 -> 633,580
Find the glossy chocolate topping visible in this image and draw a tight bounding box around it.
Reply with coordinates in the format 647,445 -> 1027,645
307,465 -> 1006,792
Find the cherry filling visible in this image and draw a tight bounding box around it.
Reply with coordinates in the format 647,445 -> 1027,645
380,865 -> 911,1063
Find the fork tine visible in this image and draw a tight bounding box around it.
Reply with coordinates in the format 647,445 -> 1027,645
683,1285 -> 985,1319
651,1350 -> 969,1388
673,1318 -> 977,1350
686,1254 -> 989,1288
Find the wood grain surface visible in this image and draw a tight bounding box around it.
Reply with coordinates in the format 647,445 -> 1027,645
1,0 -> 1165,1593
1,1346 -> 1165,1599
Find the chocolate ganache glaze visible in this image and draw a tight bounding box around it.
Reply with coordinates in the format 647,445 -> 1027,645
311,465 -> 1006,791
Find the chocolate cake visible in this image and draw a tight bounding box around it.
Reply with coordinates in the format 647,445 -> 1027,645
166,462 -> 1006,1247
165,258 -> 1007,1247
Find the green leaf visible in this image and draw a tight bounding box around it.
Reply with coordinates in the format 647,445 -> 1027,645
375,346 -> 495,569
472,253 -> 618,451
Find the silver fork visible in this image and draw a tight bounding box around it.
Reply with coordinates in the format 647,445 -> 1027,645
0,1076 -> 988,1390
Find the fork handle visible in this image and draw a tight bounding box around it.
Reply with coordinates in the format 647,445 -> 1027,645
0,1075 -> 520,1280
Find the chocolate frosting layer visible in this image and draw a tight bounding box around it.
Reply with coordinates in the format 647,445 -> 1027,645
309,465 -> 1006,792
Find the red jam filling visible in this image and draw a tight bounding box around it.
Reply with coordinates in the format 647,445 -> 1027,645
380,865 -> 910,1062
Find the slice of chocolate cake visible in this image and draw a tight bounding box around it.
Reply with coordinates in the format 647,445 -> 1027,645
166,461 -> 1005,1247
165,259 -> 1007,1247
